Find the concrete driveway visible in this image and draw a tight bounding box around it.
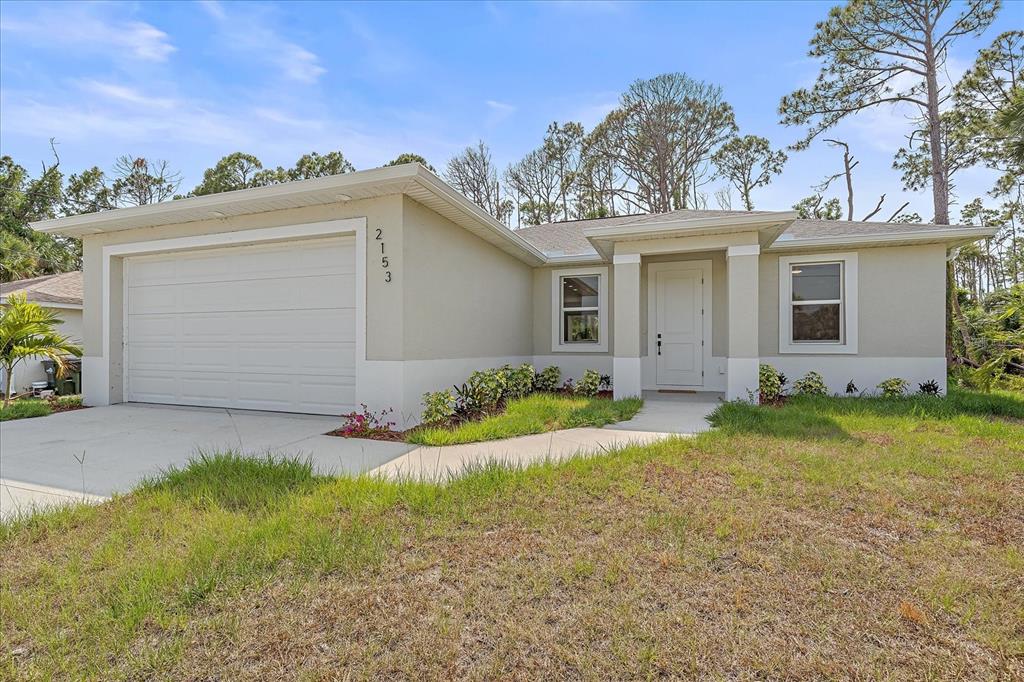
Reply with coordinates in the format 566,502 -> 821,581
1,403 -> 414,516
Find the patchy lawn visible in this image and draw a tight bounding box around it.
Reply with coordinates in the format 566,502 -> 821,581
407,392 -> 644,446
0,396 -> 83,421
2,388 -> 1023,679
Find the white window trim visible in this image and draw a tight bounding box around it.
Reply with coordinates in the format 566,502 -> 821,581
778,252 -> 858,354
551,265 -> 608,353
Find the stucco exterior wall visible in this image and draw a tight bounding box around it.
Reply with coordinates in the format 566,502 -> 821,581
758,243 -> 946,358
402,197 -> 532,361
758,243 -> 948,392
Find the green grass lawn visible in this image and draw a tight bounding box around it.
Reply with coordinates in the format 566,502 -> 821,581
0,399 -> 52,421
2,387 -> 1023,679
0,395 -> 83,421
406,392 -> 644,445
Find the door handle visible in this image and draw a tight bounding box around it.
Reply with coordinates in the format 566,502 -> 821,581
657,333 -> 662,355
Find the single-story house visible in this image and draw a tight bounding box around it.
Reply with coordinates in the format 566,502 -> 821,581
1,271 -> 84,396
31,164 -> 995,424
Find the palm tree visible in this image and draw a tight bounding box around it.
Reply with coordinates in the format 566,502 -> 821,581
1,292 -> 82,407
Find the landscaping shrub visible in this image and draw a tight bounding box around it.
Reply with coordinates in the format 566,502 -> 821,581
421,390 -> 455,426
877,377 -> 909,397
337,404 -> 397,437
792,371 -> 828,396
534,365 -> 561,392
917,379 -> 941,396
506,363 -> 535,400
574,369 -> 601,397
599,374 -> 612,390
759,363 -> 782,403
846,380 -> 859,395
455,368 -> 505,416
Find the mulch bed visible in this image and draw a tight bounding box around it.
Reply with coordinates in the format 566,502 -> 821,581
324,427 -> 409,442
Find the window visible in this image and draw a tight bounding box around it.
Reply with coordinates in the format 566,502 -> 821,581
551,266 -> 608,352
561,275 -> 600,344
779,253 -> 857,354
791,262 -> 842,342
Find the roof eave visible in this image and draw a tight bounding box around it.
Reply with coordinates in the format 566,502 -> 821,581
582,211 -> 798,258
767,226 -> 999,251
29,164 -> 547,267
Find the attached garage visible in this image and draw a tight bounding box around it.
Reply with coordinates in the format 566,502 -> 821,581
124,236 -> 356,415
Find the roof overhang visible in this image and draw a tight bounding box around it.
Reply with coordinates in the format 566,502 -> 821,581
583,211 -> 798,260
31,164 -> 547,267
768,226 -> 1000,252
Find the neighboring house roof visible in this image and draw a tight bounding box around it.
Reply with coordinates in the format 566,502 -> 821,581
515,209 -> 997,257
0,271 -> 83,307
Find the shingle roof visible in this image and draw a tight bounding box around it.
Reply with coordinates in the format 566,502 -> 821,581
0,271 -> 83,306
514,209 -> 983,257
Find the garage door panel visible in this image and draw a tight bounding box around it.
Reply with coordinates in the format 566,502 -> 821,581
129,315 -> 178,339
129,243 -> 354,287
126,237 -> 356,415
128,286 -> 178,314
140,273 -> 355,314
127,343 -> 180,370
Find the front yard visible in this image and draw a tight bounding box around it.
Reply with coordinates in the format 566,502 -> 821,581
2,387 -> 1022,679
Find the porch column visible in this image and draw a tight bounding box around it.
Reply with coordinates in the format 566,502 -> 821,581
726,244 -> 760,401
612,253 -> 642,399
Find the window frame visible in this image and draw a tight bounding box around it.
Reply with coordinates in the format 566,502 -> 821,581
778,252 -> 858,354
551,266 -> 608,353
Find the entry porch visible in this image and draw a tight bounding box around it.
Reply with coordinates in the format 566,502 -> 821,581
581,214 -> 792,402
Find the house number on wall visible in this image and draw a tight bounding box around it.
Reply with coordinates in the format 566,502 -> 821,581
376,227 -> 391,282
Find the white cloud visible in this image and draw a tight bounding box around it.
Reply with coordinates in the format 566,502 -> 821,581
199,1 -> 326,84
1,8 -> 175,62
485,99 -> 516,126
77,80 -> 176,109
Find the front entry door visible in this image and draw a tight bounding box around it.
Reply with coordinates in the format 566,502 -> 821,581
656,269 -> 704,386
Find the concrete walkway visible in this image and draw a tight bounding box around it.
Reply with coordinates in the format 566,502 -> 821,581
1,394 -> 720,518
371,392 -> 721,481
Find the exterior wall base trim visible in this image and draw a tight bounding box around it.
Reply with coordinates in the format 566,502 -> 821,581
726,357 -> 759,402
613,357 -> 643,399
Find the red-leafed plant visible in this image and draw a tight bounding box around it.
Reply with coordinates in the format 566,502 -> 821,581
336,404 -> 397,438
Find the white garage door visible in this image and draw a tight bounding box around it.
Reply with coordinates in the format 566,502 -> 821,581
125,237 -> 356,415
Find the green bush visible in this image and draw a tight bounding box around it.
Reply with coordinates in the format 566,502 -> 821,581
759,364 -> 782,403
421,390 -> 455,426
877,377 -> 909,397
574,369 -> 601,397
455,368 -> 505,415
792,371 -> 828,396
534,365 -> 561,392
506,363 -> 535,400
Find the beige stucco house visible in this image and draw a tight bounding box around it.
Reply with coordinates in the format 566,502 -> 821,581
1,271 -> 84,396
32,164 -> 995,424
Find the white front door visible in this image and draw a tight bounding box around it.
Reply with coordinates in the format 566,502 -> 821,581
124,237 -> 356,415
655,269 -> 704,386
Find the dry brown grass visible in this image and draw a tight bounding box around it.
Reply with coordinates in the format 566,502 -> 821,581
2,391 -> 1023,680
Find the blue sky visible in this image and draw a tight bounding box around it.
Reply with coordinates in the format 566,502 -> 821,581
1,1 -> 1018,221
